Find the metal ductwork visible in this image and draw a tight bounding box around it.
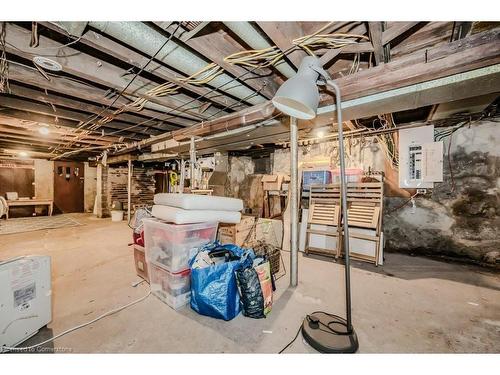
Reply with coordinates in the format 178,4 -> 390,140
86,22 -> 267,106
224,22 -> 296,78
48,22 -> 227,120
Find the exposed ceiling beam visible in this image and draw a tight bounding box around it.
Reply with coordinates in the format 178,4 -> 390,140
0,95 -> 160,136
313,64 -> 500,127
155,22 -> 279,100
4,23 -> 216,124
335,28 -> 500,101
0,124 -> 118,147
5,62 -> 184,132
368,22 -> 385,65
255,21 -> 307,70
390,22 -> 454,60
0,107 -> 147,141
179,21 -> 211,42
7,83 -> 165,128
0,115 -> 120,141
141,29 -> 500,150
168,64 -> 500,155
382,22 -> 423,45
0,139 -> 73,152
319,23 -> 372,67
0,131 -> 107,148
39,22 -> 243,113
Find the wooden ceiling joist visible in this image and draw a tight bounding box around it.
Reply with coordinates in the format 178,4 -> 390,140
4,24 -> 208,125
5,62 -> 183,134
0,124 -> 118,147
7,83 -> 169,129
0,95 -> 160,136
335,28 -> 500,102
155,22 -> 279,100
255,21 -> 307,69
39,22 -> 243,114
0,108 -> 147,141
368,22 -> 385,65
319,23 -> 372,68
154,29 -> 500,146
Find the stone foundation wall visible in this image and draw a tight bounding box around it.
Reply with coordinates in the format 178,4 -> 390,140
384,121 -> 499,264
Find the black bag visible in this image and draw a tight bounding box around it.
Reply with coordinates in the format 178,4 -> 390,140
235,267 -> 265,319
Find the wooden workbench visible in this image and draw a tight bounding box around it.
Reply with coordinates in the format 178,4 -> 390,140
6,199 -> 53,219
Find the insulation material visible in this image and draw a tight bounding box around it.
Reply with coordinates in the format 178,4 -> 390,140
154,193 -> 243,212
152,205 -> 241,224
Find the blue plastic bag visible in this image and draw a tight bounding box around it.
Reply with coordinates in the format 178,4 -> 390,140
190,242 -> 254,321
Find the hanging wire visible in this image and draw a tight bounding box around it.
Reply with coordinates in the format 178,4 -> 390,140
49,22 -> 185,154
293,32 -> 369,57
0,22 -> 10,93
223,21 -> 337,69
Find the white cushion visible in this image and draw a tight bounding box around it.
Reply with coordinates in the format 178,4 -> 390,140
154,193 -> 243,212
152,205 -> 241,225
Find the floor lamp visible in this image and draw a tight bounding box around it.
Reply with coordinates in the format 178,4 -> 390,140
272,56 -> 359,353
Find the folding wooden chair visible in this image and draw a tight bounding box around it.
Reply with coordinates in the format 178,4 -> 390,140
340,181 -> 384,265
305,184 -> 342,258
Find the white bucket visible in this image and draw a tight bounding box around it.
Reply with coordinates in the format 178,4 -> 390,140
111,210 -> 124,222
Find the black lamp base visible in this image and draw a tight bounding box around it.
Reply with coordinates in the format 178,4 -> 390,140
301,312 -> 359,353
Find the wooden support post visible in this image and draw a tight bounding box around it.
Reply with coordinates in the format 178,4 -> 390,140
127,158 -> 132,223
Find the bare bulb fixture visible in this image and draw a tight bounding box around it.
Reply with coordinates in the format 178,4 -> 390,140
317,130 -> 325,138
38,127 -> 50,135
18,151 -> 29,158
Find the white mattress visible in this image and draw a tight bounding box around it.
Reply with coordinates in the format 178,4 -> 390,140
152,205 -> 241,225
154,193 -> 243,212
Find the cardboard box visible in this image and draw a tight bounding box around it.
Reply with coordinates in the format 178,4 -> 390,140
261,175 -> 285,191
218,215 -> 255,246
133,244 -> 149,282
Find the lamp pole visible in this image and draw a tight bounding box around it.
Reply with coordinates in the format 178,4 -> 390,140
272,56 -> 358,352
326,80 -> 353,332
290,116 -> 299,287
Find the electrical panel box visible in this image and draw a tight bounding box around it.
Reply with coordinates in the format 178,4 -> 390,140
0,256 -> 52,350
399,125 -> 443,188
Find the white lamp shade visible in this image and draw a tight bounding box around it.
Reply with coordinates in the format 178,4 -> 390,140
271,56 -> 322,120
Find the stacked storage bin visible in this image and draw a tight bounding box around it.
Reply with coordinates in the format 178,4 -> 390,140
143,219 -> 218,310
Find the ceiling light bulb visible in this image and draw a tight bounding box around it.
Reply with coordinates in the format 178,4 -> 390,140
39,127 -> 50,135
19,151 -> 29,158
317,130 -> 325,138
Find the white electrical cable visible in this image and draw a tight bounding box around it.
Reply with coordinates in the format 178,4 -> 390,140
1,288 -> 151,353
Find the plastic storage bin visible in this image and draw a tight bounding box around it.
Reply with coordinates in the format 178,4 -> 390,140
331,168 -> 363,184
144,219 -> 218,273
302,170 -> 332,191
149,262 -> 191,309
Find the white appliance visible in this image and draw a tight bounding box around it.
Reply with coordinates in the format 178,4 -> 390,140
0,256 -> 52,350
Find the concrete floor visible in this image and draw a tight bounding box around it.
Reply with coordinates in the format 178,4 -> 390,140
1,213 -> 499,353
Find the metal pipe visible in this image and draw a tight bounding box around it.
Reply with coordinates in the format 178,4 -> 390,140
289,116 -> 299,287
127,158 -> 132,223
326,80 -> 353,332
189,136 -> 196,189
88,22 -> 266,106
47,22 -> 224,120
224,22 -> 296,79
